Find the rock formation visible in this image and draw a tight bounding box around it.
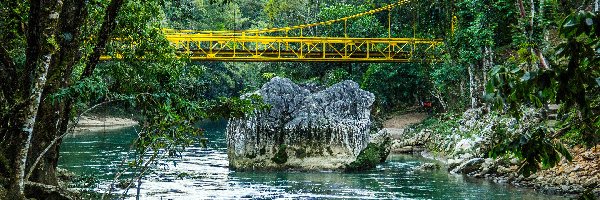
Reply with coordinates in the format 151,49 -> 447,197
226,77 -> 381,170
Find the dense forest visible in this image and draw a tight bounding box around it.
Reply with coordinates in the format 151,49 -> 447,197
0,0 -> 598,199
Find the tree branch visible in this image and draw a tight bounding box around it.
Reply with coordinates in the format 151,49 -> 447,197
81,0 -> 125,80
25,99 -> 124,181
517,0 -> 526,18
26,92 -> 151,182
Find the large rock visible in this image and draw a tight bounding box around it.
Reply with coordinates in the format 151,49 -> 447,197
450,158 -> 485,174
345,129 -> 392,172
227,77 -> 376,170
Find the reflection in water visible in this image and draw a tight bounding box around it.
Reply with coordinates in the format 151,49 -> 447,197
59,120 -> 567,199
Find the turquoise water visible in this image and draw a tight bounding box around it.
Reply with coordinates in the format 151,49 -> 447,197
59,121 -> 567,199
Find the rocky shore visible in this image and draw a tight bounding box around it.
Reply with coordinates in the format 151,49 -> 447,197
388,109 -> 600,198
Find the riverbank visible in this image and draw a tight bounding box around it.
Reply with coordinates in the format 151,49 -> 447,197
73,115 -> 138,132
385,110 -> 600,198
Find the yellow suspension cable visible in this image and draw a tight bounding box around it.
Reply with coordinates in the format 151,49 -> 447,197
162,0 -> 411,36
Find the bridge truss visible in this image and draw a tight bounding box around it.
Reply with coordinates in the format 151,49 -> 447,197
101,0 -> 443,63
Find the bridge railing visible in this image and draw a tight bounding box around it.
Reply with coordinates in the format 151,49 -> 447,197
164,34 -> 442,62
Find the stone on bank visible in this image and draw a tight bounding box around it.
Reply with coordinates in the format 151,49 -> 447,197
226,77 -> 390,171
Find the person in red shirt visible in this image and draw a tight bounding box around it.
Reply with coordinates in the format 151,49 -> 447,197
421,100 -> 432,114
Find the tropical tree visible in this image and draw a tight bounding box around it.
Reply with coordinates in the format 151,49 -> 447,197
1,0 -> 125,197
0,0 -> 258,198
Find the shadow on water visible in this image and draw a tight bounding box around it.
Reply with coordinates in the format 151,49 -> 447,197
59,120 -> 568,199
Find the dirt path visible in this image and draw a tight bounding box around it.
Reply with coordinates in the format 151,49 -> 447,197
383,112 -> 428,128
382,112 -> 428,139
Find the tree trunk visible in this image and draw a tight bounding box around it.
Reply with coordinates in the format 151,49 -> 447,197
468,63 -> 477,109
519,0 -> 550,69
6,0 -> 63,198
26,0 -> 88,185
430,89 -> 447,111
26,0 -> 124,186
484,46 -> 494,110
529,0 -> 535,29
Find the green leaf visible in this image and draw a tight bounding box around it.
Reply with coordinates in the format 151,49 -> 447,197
555,143 -> 573,162
511,67 -> 521,74
520,72 -> 531,82
595,77 -> 600,86
486,81 -> 495,93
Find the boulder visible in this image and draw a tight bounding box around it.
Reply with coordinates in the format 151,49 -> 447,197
454,138 -> 474,154
369,129 -> 392,162
450,158 -> 485,174
414,163 -> 441,171
345,129 -> 392,172
446,158 -> 465,170
227,77 -> 376,170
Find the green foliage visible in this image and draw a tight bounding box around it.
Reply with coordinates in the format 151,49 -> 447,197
361,63 -> 429,109
487,10 -> 599,146
318,3 -> 383,37
451,0 -> 513,63
560,107 -> 598,145
265,0 -> 310,28
406,113 -> 463,153
50,77 -> 109,105
271,144 -> 288,164
486,65 -> 555,116
0,0 -> 28,47
429,58 -> 468,111
554,12 -> 600,147
345,143 -> 382,172
206,94 -> 269,120
476,1 -> 600,179
45,1 -> 272,195
325,68 -> 350,86
555,11 -> 600,115
489,124 -> 572,177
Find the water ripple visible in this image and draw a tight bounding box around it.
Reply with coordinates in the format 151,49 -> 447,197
59,122 -> 568,200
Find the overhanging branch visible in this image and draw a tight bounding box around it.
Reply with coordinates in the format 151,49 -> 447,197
81,0 -> 125,80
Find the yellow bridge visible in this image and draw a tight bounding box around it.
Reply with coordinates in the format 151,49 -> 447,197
102,0 -> 443,63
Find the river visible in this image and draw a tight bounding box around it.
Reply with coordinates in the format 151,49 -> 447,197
58,120 -> 567,199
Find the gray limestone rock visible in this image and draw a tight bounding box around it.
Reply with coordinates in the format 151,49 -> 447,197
227,77 -> 376,170
450,158 -> 485,174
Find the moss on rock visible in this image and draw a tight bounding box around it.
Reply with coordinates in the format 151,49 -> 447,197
345,133 -> 391,172
345,143 -> 382,172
